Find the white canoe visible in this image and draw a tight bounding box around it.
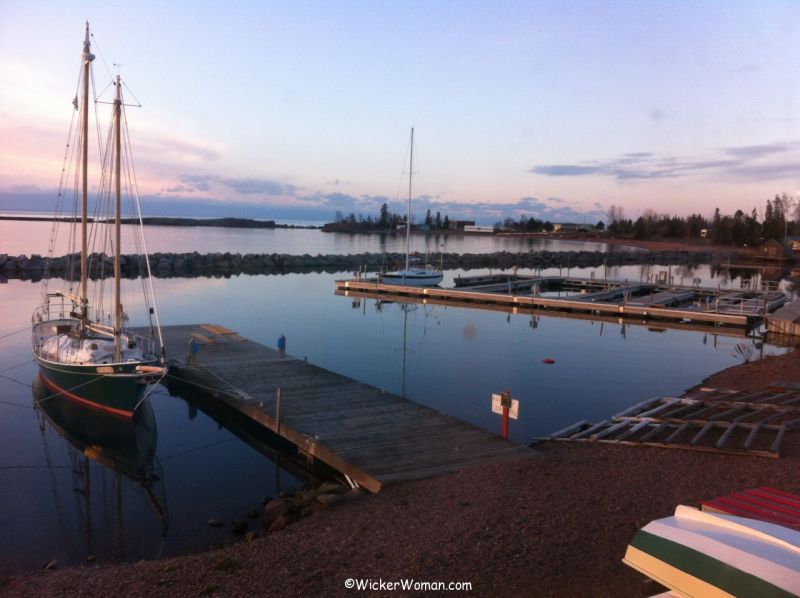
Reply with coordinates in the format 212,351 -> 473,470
623,505 -> 800,597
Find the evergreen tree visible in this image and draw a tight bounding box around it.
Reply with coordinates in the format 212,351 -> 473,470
378,203 -> 390,228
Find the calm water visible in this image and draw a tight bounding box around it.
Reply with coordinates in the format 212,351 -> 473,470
0,219 -> 624,256
0,262 -> 785,573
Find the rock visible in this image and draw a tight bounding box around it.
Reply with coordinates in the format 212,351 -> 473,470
263,497 -> 298,528
207,518 -> 224,528
264,497 -> 296,516
262,495 -> 274,505
294,489 -> 316,506
316,493 -> 344,508
246,509 -> 260,519
245,531 -> 258,542
268,516 -> 287,533
86,555 -> 96,564
317,481 -> 345,495
43,560 -> 57,571
231,519 -> 248,534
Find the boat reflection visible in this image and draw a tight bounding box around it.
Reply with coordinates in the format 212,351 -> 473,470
32,375 -> 168,563
163,376 -> 335,490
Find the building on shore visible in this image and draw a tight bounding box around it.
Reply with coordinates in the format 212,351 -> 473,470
463,225 -> 495,234
447,220 -> 476,231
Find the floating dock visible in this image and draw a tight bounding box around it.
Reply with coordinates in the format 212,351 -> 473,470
767,299 -> 800,337
153,324 -> 530,493
335,274 -> 788,333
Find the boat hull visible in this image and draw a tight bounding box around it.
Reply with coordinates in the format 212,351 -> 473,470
381,271 -> 443,287
35,358 -> 158,419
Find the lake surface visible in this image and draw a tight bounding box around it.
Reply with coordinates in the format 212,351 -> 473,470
0,218 -> 625,256
0,262 -> 784,573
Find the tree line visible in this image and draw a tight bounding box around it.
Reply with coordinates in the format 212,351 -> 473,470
494,216 -> 555,232
607,193 -> 797,246
332,203 -> 451,231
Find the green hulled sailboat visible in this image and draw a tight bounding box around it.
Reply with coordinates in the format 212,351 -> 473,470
31,23 -> 165,419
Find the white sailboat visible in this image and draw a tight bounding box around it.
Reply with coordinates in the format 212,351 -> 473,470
30,23 -> 165,419
382,128 -> 443,287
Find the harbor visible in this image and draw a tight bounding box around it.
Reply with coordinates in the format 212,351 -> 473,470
4,4 -> 800,595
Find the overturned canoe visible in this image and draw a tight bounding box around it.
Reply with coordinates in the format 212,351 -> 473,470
623,505 -> 800,597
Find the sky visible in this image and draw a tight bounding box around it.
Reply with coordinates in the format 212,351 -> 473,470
1,0 -> 799,225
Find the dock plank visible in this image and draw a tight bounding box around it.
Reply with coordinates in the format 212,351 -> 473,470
151,324 -> 532,492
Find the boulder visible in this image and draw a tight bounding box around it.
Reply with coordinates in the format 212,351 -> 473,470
263,497 -> 298,528
316,493 -> 344,508
268,516 -> 286,533
317,481 -> 345,495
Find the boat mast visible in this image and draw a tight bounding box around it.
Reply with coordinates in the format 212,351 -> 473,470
113,75 -> 122,362
79,22 -> 94,326
406,127 -> 413,272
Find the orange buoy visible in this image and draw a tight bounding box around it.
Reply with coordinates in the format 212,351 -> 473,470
542,358 -> 555,364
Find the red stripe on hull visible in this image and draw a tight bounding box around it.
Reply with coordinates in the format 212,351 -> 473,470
38,372 -> 135,420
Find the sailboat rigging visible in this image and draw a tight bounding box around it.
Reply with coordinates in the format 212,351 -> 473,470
31,23 -> 165,419
381,128 -> 444,287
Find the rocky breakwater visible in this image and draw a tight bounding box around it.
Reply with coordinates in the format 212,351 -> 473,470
0,249 -> 738,281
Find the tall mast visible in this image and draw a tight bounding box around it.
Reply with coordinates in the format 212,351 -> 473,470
79,22 -> 94,324
113,75 -> 122,362
406,127 -> 413,272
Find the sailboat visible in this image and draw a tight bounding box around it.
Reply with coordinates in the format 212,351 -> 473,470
31,23 -> 165,419
381,128 -> 444,287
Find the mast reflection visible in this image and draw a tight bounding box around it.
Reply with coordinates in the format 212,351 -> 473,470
32,375 -> 168,562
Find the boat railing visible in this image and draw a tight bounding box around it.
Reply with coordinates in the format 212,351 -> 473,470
31,300 -> 161,361
32,297 -> 74,325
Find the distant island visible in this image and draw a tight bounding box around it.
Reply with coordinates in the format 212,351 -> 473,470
0,215 -> 320,230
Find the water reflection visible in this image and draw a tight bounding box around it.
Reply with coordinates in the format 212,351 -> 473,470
162,377 -> 334,491
32,376 -> 168,563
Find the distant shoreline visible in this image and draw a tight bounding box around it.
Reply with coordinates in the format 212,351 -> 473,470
0,215 -> 320,230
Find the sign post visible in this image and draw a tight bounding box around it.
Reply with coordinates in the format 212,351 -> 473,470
491,389 -> 519,439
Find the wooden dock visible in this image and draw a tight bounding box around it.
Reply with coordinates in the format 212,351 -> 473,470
336,278 -> 771,330
767,299 -> 800,337
154,324 -> 531,493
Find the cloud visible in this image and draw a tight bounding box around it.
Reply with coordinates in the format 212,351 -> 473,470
529,141 -> 800,182
733,64 -> 759,74
531,165 -> 604,177
136,135 -> 223,163
723,142 -> 793,159
164,174 -> 298,196
542,196 -> 575,205
220,177 -> 298,196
